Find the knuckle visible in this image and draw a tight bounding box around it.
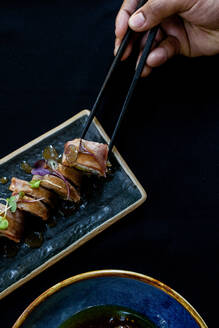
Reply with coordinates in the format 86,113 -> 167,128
145,0 -> 163,17
168,36 -> 180,55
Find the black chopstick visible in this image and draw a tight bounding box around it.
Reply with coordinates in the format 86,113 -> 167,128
108,25 -> 159,153
80,0 -> 147,139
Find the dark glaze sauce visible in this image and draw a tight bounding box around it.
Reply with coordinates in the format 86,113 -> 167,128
43,145 -> 62,162
59,305 -> 156,328
0,238 -> 19,258
0,177 -> 8,185
22,214 -> 45,249
58,200 -> 78,217
20,161 -> 32,174
24,231 -> 44,248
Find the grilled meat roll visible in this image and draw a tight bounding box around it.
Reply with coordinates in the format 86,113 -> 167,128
9,177 -> 55,208
57,163 -> 82,188
62,138 -> 108,177
14,194 -> 49,221
32,174 -> 80,203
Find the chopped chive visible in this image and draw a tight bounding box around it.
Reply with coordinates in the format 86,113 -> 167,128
19,191 -> 25,198
29,180 -> 41,188
7,196 -> 17,213
0,216 -> 8,230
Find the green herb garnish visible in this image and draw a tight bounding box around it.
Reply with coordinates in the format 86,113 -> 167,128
19,191 -> 25,198
7,196 -> 17,213
0,216 -> 8,230
29,180 -> 41,189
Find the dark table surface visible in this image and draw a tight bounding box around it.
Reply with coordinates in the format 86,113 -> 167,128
0,1 -> 218,327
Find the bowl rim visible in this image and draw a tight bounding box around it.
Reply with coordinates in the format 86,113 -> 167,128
12,269 -> 208,328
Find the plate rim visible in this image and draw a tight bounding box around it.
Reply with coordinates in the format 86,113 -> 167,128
12,269 -> 208,328
0,110 -> 147,300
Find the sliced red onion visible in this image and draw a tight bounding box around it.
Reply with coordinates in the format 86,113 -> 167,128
31,168 -> 51,176
31,159 -> 51,176
32,158 -> 70,200
12,192 -> 45,204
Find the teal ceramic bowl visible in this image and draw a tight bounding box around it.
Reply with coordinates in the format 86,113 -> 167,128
12,270 -> 207,328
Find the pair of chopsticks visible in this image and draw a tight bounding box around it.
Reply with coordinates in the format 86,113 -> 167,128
81,0 -> 158,154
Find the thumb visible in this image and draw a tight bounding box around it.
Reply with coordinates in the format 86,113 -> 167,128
129,0 -> 191,31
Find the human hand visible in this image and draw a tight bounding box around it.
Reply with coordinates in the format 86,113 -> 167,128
115,0 -> 219,76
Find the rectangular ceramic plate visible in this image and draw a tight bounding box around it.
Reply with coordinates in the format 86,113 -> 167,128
0,110 -> 146,300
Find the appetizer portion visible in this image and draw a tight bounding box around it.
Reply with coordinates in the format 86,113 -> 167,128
9,177 -> 55,208
57,163 -> 82,188
0,203 -> 24,243
0,138 -> 110,245
12,193 -> 49,221
62,139 -> 108,177
32,174 -> 80,203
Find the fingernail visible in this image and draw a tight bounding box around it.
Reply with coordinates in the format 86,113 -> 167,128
114,45 -> 119,56
129,12 -> 145,28
114,39 -> 120,56
135,57 -> 140,69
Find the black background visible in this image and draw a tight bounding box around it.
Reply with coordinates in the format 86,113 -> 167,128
0,1 -> 218,327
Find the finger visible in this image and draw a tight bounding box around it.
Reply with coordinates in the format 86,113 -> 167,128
114,0 -> 138,55
114,35 -> 135,60
139,27 -> 164,50
115,0 -> 138,39
136,28 -> 163,67
146,35 -> 180,67
136,34 -> 180,77
128,0 -> 193,31
121,41 -> 133,60
114,32 -> 137,59
141,65 -> 152,77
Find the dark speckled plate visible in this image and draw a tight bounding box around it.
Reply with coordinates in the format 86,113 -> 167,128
0,110 -> 146,299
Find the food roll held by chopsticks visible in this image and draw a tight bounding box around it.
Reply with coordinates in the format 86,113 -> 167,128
62,139 -> 109,177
